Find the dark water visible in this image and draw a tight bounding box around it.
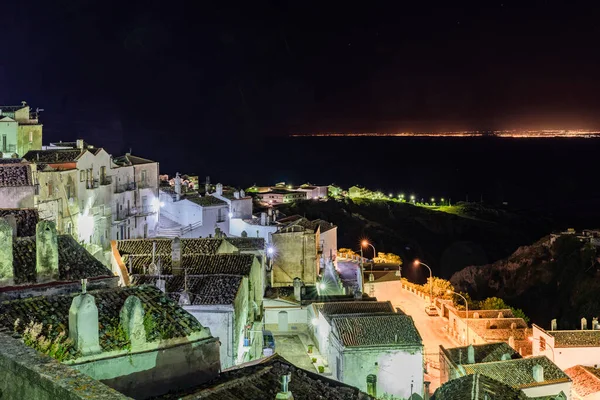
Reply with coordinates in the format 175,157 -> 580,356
207,136 -> 600,224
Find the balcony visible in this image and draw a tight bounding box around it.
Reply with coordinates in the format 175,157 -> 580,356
114,182 -> 136,193
100,176 -> 112,186
86,179 -> 99,190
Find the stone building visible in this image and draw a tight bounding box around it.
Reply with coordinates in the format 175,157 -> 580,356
153,354 -> 373,400
24,141 -> 160,253
0,102 -> 43,158
432,373 -> 529,399
0,159 -> 36,208
328,313 -> 424,399
0,285 -> 220,399
112,237 -> 264,369
271,216 -> 337,287
532,321 -> 600,370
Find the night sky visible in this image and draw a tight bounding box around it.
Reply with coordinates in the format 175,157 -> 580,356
3,2 -> 600,160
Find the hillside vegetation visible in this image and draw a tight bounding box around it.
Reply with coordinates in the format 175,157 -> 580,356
278,199 -> 553,281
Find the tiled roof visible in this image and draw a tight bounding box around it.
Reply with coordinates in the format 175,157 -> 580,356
185,195 -> 227,207
462,356 -> 570,389
319,301 -> 395,320
0,286 -> 205,355
184,254 -> 255,276
0,164 -> 33,187
113,154 -> 156,166
117,238 -> 225,256
549,330 -> 600,347
432,373 -> 527,400
154,354 -> 373,400
0,209 -> 38,236
11,235 -> 112,284
23,149 -> 83,163
225,237 -> 265,251
565,365 -> 600,397
0,158 -> 26,164
331,314 -> 422,347
131,275 -> 243,305
444,342 -> 520,365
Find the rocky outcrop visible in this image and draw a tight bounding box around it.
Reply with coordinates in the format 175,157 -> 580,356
451,234 -> 600,328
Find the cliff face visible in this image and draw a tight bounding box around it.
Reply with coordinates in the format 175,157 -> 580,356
278,199 -> 552,282
451,235 -> 600,328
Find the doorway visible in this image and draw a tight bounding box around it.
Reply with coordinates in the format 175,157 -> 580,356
278,311 -> 289,331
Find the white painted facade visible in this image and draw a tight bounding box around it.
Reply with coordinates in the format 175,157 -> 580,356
158,192 -> 229,238
263,298 -> 308,333
532,324 -> 600,370
229,218 -> 278,243
328,338 -> 424,399
521,382 -> 571,400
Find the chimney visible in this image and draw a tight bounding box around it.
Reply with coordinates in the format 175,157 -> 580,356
423,381 -> 431,400
508,335 -> 515,348
76,139 -> 84,149
467,344 -> 475,364
293,278 -> 303,302
174,173 -> 181,201
120,296 -> 146,349
234,191 -> 240,199
532,364 -> 544,383
36,220 -> 58,280
551,319 -> 557,331
275,373 -> 294,400
172,237 -> 182,275
354,289 -> 363,299
68,280 -> 101,355
240,189 -> 245,197
582,317 -> 588,330
261,212 -> 267,226
216,183 -> 223,195
593,317 -> 599,330
501,353 -> 512,360
0,218 -> 14,282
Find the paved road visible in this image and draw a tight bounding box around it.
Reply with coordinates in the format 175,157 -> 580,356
393,288 -> 459,393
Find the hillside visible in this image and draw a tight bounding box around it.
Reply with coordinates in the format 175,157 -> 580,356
277,199 -> 553,282
450,235 -> 600,328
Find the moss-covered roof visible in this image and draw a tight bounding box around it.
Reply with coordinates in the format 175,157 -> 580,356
185,195 -> 227,207
122,253 -> 254,275
432,373 -> 527,400
444,342 -> 520,365
225,237 -> 265,251
117,238 -> 225,256
0,286 -> 205,355
0,208 -> 38,236
11,235 -> 112,284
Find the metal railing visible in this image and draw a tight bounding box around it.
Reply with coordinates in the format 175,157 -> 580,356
114,182 -> 136,193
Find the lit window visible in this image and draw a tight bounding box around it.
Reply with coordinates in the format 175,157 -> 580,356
29,131 -> 33,143
539,337 -> 546,351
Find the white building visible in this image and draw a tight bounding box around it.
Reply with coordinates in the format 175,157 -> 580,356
329,313 -> 424,399
0,160 -> 36,208
532,322 -> 600,370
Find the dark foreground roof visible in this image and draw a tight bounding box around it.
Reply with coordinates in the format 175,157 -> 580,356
225,237 -> 265,251
11,235 -> 112,284
318,301 -> 396,321
23,149 -> 83,163
432,373 -> 527,400
331,314 -> 422,347
0,208 -> 38,236
131,275 -> 244,305
116,238 -> 226,256
123,253 -> 255,276
153,354 -> 373,400
0,163 -> 33,187
0,286 -> 205,357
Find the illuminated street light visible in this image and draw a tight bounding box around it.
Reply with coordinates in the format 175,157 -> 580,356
311,318 -> 319,326
399,193 -> 405,199
267,246 -> 274,256
447,289 -> 469,345
414,260 -> 433,305
228,212 -> 233,218
160,201 -> 165,207
361,240 -> 376,260
388,193 -> 392,197
431,198 -> 435,203
319,282 -> 327,290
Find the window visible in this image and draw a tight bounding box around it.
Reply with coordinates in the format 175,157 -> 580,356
539,337 -> 546,351
29,131 -> 33,143
48,181 -> 53,197
366,374 -> 377,397
141,170 -> 147,186
80,170 -> 85,182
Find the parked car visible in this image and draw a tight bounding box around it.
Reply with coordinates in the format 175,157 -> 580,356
425,305 -> 438,316
262,330 -> 275,356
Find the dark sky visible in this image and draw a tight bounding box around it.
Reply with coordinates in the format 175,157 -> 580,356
2,1 -> 600,157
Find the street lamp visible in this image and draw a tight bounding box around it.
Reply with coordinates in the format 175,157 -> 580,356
528,337 -> 555,361
447,290 -> 469,345
361,240 -> 376,260
414,260 -> 433,305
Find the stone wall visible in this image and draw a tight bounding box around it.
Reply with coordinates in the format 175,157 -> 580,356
70,336 -> 220,400
0,186 -> 35,208
0,333 -> 129,400
272,230 -> 318,287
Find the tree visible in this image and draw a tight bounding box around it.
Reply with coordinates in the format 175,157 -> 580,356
373,252 -> 403,265
425,277 -> 453,298
479,297 -> 510,310
338,248 -> 358,257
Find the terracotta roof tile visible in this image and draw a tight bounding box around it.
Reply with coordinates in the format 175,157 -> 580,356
131,275 -> 243,305
432,373 -> 527,400
331,314 -> 422,347
11,235 -> 112,284
154,354 -> 373,400
462,356 -> 570,389
565,365 -> 600,397
23,149 -> 83,163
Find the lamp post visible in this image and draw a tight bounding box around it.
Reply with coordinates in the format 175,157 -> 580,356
414,260 -> 434,306
361,240 -> 376,261
528,337 -> 555,362
447,290 -> 469,345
